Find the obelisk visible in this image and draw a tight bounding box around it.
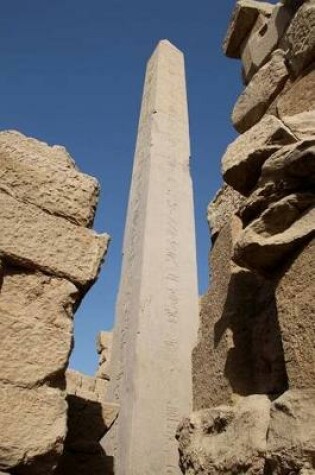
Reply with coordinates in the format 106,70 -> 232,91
104,40 -> 199,474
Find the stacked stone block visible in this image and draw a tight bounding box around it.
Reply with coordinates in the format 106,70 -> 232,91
56,369 -> 118,475
0,131 -> 109,474
178,2 -> 315,474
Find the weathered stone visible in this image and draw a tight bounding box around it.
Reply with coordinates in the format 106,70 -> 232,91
285,1 -> 315,76
0,383 -> 67,474
268,390 -> 315,472
223,0 -> 273,59
66,395 -> 119,449
0,190 -> 109,287
207,185 -> 245,240
96,331 -> 112,380
58,370 -> 118,475
277,65 -> 315,118
241,13 -> 270,83
0,131 -> 99,226
66,370 -> 109,402
193,220 -> 240,410
221,115 -> 296,195
234,193 -> 315,273
282,111 -> 315,139
244,3 -> 293,73
239,140 -> 315,224
177,395 -> 271,475
0,269 -> 78,387
275,239 -> 315,389
193,217 -> 287,410
233,50 -> 289,133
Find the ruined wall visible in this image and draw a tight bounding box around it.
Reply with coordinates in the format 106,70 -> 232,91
0,131 -> 109,474
56,332 -> 118,475
178,1 -> 315,474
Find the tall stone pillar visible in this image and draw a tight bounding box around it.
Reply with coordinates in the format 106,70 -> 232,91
105,39 -> 199,474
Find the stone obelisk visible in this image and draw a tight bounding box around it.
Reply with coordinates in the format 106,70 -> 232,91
105,39 -> 199,474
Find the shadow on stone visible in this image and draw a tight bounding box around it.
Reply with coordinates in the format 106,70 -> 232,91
215,269 -> 288,398
56,395 -> 115,475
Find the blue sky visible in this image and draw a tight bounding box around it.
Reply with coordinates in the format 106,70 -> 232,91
0,0 -> 245,374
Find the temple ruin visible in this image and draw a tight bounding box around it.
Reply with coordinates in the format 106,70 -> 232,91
0,0 -> 314,474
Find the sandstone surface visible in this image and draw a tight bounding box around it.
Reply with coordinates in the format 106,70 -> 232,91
177,395 -> 271,475
232,50 -> 289,133
241,13 -> 270,83
268,389 -> 315,472
239,140 -> 315,224
221,115 -> 296,195
57,370 -> 119,475
0,130 -> 99,226
285,1 -> 315,76
223,0 -> 273,58
0,130 -> 107,474
0,269 -> 77,387
275,239 -> 315,389
282,111 -> 315,139
277,66 -> 315,118
243,3 -> 292,72
234,193 -> 315,273
207,185 -> 244,241
193,221 -> 239,410
96,331 -> 113,380
0,190 -> 109,287
0,383 -> 67,474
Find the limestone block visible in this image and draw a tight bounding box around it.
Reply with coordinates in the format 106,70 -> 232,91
277,65 -> 315,118
0,190 -> 109,287
275,239 -> 315,389
207,185 -> 245,240
282,111 -> 315,139
232,50 -> 289,133
0,269 -> 78,387
234,193 -> 315,273
221,115 -> 296,195
239,140 -> 315,224
0,382 -> 67,474
244,3 -> 293,73
177,395 -> 271,475
0,131 -> 99,226
285,2 -> 315,76
223,0 -> 273,58
268,390 -> 315,471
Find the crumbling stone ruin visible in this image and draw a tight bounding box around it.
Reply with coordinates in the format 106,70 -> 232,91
0,1 -> 314,474
177,1 -> 315,474
0,131 -> 117,474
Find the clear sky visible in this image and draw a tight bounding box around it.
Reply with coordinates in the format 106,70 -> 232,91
1,0 -> 246,374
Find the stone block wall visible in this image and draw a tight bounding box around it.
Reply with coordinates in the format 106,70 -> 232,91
56,367 -> 118,475
0,131 -> 109,474
178,1 -> 315,474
